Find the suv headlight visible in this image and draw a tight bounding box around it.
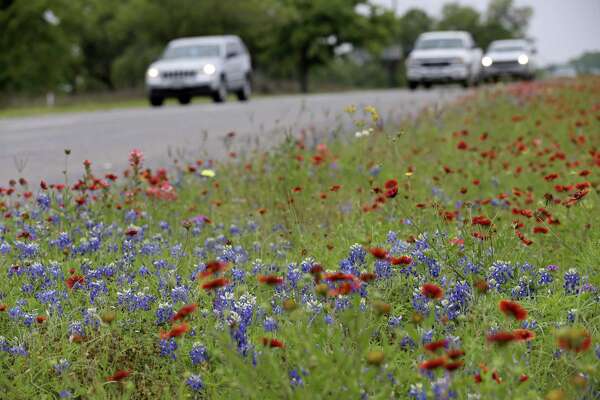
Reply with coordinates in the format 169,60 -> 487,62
147,67 -> 159,78
201,64 -> 216,75
481,56 -> 493,67
407,58 -> 420,67
518,54 -> 529,65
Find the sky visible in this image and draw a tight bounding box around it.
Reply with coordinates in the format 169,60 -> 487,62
373,0 -> 600,65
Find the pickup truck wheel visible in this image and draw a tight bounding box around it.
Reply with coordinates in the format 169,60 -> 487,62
460,79 -> 470,88
178,95 -> 191,105
423,82 -> 432,89
149,96 -> 164,107
212,78 -> 227,103
236,77 -> 251,101
408,81 -> 418,90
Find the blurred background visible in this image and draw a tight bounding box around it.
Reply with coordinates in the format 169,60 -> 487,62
0,0 -> 599,110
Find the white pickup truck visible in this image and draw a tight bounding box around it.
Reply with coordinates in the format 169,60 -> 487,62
406,31 -> 482,89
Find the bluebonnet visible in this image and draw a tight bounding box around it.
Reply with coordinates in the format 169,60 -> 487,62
286,264 -> 302,288
538,268 -> 553,285
289,369 -> 305,387
388,316 -> 403,328
186,374 -> 204,392
156,303 -> 173,325
409,383 -> 426,400
374,259 -> 392,279
189,342 -> 209,365
171,286 -> 189,304
0,242 -> 10,255
488,261 -> 515,290
263,317 -> 277,332
59,390 -> 73,398
68,321 -> 85,337
567,309 -> 576,324
54,359 -> 70,375
564,268 -> 580,295
159,338 -> 177,359
9,344 -> 28,357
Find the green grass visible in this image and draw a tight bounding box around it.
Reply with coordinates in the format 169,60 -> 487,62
0,77 -> 598,399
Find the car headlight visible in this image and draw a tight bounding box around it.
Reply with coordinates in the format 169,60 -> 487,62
147,67 -> 159,78
481,56 -> 493,67
202,64 -> 216,75
518,54 -> 529,65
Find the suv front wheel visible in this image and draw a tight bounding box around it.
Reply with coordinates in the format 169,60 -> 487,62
212,77 -> 227,103
149,95 -> 164,107
236,77 -> 251,102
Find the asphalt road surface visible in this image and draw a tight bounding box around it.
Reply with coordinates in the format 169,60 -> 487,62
0,88 -> 463,186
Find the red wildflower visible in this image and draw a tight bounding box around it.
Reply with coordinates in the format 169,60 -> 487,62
359,272 -> 376,282
533,226 -> 549,234
513,329 -> 535,341
492,371 -> 502,384
446,349 -> 465,359
519,374 -> 529,383
262,337 -> 284,348
486,331 -> 516,345
499,299 -> 528,320
324,272 -> 355,282
328,280 -> 361,297
419,356 -> 447,370
457,141 -> 468,150
309,264 -> 324,275
421,283 -> 443,299
424,339 -> 448,353
258,275 -> 284,285
160,322 -> 189,339
385,186 -> 398,198
384,179 -> 398,190
36,315 -> 47,324
472,215 -> 492,226
65,274 -> 85,289
106,370 -> 131,382
369,247 -> 388,259
0,304 -> 6,312
444,360 -> 464,371
201,278 -> 230,291
389,255 -> 412,265
544,173 -> 559,181
198,260 -> 229,278
330,184 -> 342,192
171,304 -> 197,321
556,327 -> 592,353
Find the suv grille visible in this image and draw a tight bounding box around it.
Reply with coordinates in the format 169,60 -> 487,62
493,60 -> 520,68
162,70 -> 196,79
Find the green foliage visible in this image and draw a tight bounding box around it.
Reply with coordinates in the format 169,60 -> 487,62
571,52 -> 600,75
0,0 -> 535,95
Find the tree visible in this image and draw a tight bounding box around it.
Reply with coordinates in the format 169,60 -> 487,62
397,8 -> 433,58
486,0 -> 532,38
266,0 -> 381,93
0,0 -> 77,93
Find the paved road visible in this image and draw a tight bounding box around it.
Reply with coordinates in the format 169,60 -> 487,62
0,88 -> 462,185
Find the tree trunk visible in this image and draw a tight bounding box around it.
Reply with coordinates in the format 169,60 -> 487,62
298,48 -> 309,93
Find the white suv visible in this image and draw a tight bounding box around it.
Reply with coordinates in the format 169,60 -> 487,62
481,39 -> 536,81
406,31 -> 482,89
145,35 -> 252,106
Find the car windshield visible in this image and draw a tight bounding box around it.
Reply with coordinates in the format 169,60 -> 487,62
490,45 -> 526,52
162,44 -> 221,59
416,38 -> 465,50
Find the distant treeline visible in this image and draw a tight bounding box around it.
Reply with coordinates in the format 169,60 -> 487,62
0,0 -> 531,95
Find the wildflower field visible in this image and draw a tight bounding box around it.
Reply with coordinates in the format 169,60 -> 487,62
0,78 -> 599,400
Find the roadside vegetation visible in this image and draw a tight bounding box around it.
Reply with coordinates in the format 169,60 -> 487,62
0,77 -> 598,399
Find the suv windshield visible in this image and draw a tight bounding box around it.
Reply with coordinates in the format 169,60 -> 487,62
490,45 -> 526,52
416,38 -> 465,50
162,44 -> 221,60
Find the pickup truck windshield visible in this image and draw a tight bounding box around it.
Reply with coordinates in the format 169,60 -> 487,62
162,44 -> 221,60
416,38 -> 465,50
